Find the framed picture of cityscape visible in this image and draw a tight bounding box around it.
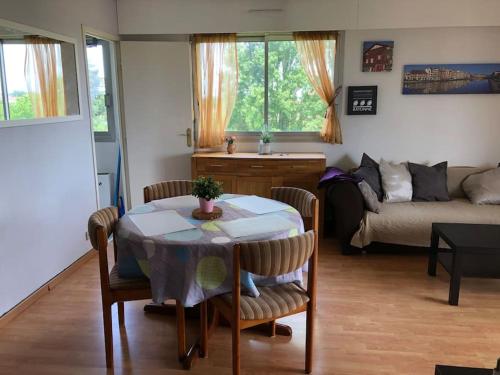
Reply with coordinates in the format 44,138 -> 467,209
362,41 -> 394,72
402,64 -> 500,94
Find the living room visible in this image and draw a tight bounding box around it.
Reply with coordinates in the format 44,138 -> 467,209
0,0 -> 499,374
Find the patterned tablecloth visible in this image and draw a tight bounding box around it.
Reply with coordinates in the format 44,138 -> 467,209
116,194 -> 305,307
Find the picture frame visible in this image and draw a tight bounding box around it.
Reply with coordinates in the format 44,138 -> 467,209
347,86 -> 378,115
402,64 -> 500,94
362,41 -> 394,72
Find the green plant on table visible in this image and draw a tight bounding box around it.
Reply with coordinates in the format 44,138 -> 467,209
260,131 -> 272,144
192,176 -> 223,201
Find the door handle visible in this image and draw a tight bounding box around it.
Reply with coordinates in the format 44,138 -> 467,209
177,128 -> 192,147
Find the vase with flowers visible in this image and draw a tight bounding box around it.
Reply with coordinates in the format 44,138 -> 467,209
192,176 -> 223,213
225,135 -> 236,154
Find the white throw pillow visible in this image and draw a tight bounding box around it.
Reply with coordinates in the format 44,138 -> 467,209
462,167 -> 500,205
379,160 -> 413,203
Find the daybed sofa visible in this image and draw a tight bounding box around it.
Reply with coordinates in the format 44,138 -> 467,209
326,166 -> 500,254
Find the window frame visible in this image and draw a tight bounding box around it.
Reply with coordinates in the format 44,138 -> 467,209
192,31 -> 344,143
0,18 -> 83,129
86,37 -> 116,142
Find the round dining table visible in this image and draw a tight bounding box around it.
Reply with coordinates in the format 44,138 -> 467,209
115,193 -> 306,368
115,194 -> 305,307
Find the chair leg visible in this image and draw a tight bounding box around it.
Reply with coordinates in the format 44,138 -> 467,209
117,302 -> 125,326
200,301 -> 208,358
269,320 -> 276,337
305,301 -> 314,374
102,302 -> 113,368
232,318 -> 240,375
176,300 -> 186,361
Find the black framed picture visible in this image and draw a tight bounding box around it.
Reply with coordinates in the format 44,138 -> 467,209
347,86 -> 378,115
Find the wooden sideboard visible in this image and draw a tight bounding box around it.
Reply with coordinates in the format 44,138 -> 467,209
191,152 -> 326,232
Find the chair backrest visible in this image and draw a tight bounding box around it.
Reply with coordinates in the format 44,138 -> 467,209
271,187 -> 316,218
143,180 -> 193,203
239,230 -> 315,277
88,206 -> 119,291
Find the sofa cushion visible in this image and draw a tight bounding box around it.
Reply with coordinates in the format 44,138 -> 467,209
351,198 -> 500,248
462,168 -> 500,205
408,161 -> 449,202
379,160 -> 413,203
358,181 -> 382,213
447,167 -> 487,199
352,153 -> 383,201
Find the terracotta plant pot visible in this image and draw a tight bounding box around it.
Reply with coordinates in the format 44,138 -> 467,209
199,198 -> 215,213
227,143 -> 236,154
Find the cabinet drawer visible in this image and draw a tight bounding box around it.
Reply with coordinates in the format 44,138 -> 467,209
196,158 -> 237,173
236,159 -> 287,175
286,160 -> 324,173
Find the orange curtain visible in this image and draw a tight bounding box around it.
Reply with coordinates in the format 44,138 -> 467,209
194,34 -> 238,148
294,31 -> 341,144
24,36 -> 66,117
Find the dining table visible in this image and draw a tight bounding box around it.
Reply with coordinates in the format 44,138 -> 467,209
115,193 -> 306,368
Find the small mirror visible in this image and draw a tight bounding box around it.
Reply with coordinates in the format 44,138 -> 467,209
0,20 -> 80,125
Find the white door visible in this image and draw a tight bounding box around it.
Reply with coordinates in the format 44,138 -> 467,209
120,41 -> 194,207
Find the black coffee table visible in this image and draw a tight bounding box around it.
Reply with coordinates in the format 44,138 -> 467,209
435,364 -> 492,374
428,223 -> 500,306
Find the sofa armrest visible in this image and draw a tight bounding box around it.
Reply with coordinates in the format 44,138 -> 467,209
325,181 -> 365,253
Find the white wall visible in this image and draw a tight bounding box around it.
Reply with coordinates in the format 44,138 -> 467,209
119,26 -> 500,199
117,0 -> 500,34
0,0 -> 118,316
334,27 -> 500,169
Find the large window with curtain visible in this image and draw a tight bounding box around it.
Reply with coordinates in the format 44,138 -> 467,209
0,23 -> 80,126
228,36 -> 327,133
193,32 -> 343,146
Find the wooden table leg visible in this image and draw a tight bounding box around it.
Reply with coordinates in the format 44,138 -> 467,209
248,321 -> 293,337
176,301 -> 186,361
428,229 -> 439,276
449,248 -> 463,306
199,301 -> 208,358
181,302 -> 219,369
144,302 -> 177,315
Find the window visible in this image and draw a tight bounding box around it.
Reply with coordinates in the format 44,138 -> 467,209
85,36 -> 116,141
227,34 -> 335,134
0,22 -> 80,126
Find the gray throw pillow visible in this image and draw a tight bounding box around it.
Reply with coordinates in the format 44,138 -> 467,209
408,161 -> 450,202
352,153 -> 383,202
379,160 -> 413,203
462,168 -> 500,205
358,180 -> 381,213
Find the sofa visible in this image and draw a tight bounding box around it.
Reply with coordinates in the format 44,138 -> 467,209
326,166 -> 500,254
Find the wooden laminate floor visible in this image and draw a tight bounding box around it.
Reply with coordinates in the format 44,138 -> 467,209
1,239 -> 500,375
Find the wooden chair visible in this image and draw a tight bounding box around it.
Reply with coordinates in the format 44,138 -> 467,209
206,230 -> 318,374
143,180 -> 192,203
271,186 -> 318,232
271,186 -> 320,315
88,207 -> 152,368
143,179 -> 193,363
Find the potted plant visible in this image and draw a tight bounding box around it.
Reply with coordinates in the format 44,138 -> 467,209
192,176 -> 223,213
259,131 -> 272,155
225,135 -> 236,154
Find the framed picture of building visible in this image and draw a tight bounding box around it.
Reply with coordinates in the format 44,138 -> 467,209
347,86 -> 378,115
402,64 -> 500,94
362,41 -> 394,72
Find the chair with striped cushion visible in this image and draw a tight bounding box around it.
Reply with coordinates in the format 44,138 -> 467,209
271,187 -> 317,231
207,230 -> 318,375
143,180 -> 192,203
143,180 -> 193,362
88,207 -> 151,368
